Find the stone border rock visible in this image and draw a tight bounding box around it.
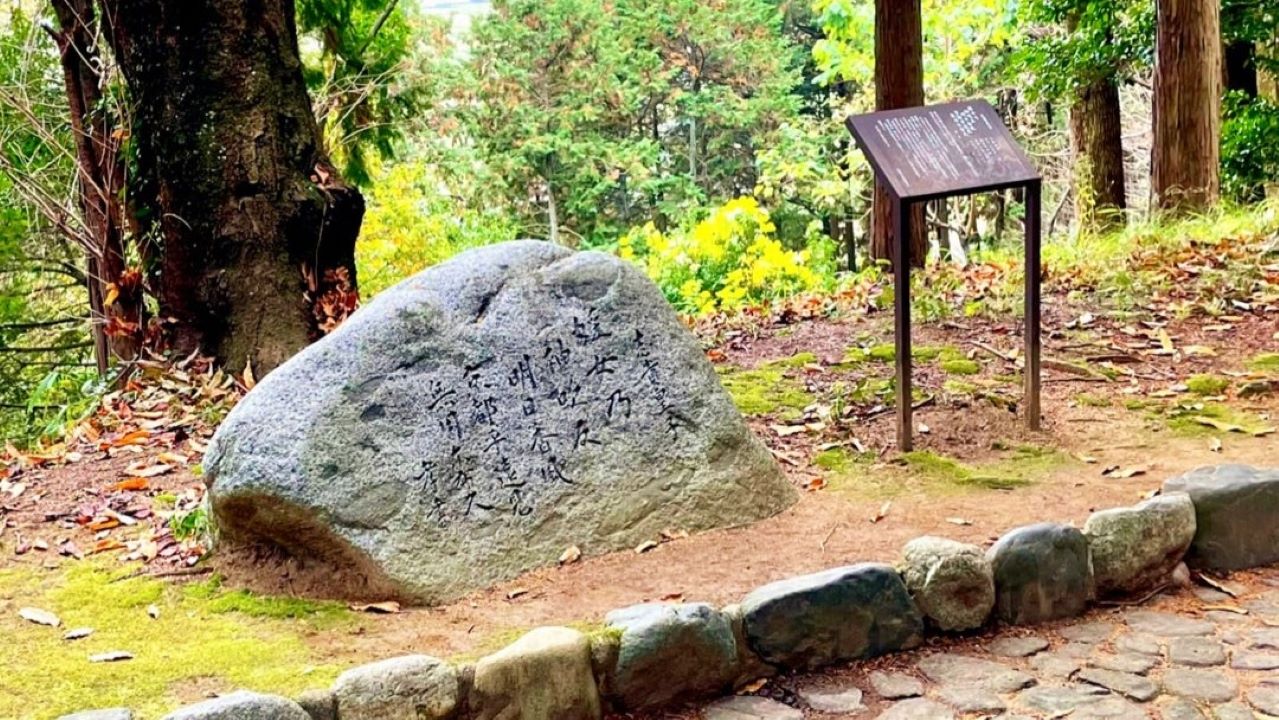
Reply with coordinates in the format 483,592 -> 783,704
60,463 -> 1279,720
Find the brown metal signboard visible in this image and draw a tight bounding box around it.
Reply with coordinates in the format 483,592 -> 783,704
846,99 -> 1043,451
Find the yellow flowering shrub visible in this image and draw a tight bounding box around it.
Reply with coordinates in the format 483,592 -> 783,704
620,197 -> 831,314
357,162 -> 518,297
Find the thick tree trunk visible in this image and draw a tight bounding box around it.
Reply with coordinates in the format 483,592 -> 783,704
1153,0 -> 1222,214
98,0 -> 363,374
872,0 -> 926,269
49,0 -> 143,367
1069,75 -> 1128,232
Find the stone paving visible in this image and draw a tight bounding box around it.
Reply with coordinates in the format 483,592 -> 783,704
700,567 -> 1279,720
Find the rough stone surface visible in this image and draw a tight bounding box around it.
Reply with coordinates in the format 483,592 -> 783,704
987,523 -> 1094,625
1015,685 -> 1109,715
916,653 -> 1035,693
1083,494 -> 1196,596
58,711 -> 133,720
332,655 -> 458,720
869,671 -> 923,699
988,635 -> 1049,658
205,242 -> 794,602
876,699 -> 955,720
721,603 -> 776,684
1249,687 -> 1279,715
161,692 -> 309,720
1158,697 -> 1207,720
1213,702 -> 1257,720
1029,651 -> 1082,679
1090,652 -> 1159,675
1126,611 -> 1215,637
1162,668 -> 1239,703
797,685 -> 866,713
1060,622 -> 1116,643
704,696 -> 803,720
899,536 -> 995,632
1163,465 -> 1279,571
1115,633 -> 1163,656
472,627 -> 600,720
936,686 -> 1006,713
604,602 -> 736,709
1231,650 -> 1279,670
741,563 -> 923,669
1077,667 -> 1160,701
294,690 -> 336,720
1169,637 -> 1226,667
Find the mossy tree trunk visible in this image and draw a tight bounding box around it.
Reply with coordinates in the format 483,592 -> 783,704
871,0 -> 927,269
1069,76 -> 1128,233
98,0 -> 364,375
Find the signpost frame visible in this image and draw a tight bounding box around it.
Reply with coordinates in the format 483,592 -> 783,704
846,100 -> 1043,452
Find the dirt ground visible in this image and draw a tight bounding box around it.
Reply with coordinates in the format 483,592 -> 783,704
4,299 -> 1275,667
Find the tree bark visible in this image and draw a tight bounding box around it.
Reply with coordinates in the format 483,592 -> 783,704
872,0 -> 926,269
1153,0 -> 1222,214
97,0 -> 363,374
1069,75 -> 1128,232
49,0 -> 143,367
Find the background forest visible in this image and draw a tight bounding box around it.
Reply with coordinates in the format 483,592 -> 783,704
0,0 -> 1276,444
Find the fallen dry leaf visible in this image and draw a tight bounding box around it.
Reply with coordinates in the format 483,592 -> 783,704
634,540 -> 658,554
870,501 -> 891,524
63,627 -> 93,641
945,517 -> 973,526
558,545 -> 582,565
146,604 -> 160,620
349,601 -> 401,614
1103,465 -> 1148,479
89,651 -> 133,663
19,607 -> 60,627
738,678 -> 768,694
1208,437 -> 1223,453
506,588 -> 529,600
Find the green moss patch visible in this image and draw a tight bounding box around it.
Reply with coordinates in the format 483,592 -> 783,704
717,366 -> 815,420
902,446 -> 1068,492
1075,393 -> 1111,408
1164,402 -> 1276,436
0,561 -> 352,717
1185,374 -> 1231,396
1248,352 -> 1279,373
760,352 -> 818,369
940,358 -> 981,375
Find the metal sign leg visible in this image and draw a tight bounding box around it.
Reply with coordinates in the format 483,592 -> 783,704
1024,182 -> 1042,430
894,199 -> 913,451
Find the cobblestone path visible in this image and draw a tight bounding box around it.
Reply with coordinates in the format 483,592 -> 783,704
695,566 -> 1279,720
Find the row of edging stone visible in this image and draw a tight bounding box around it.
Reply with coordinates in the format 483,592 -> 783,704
59,463 -> 1279,720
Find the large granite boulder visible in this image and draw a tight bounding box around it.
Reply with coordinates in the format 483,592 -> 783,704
1083,494 -> 1196,596
1163,465 -> 1279,570
205,241 -> 794,602
740,563 -> 924,670
987,523 -> 1094,625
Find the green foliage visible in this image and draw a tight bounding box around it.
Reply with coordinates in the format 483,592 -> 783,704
357,159 -> 519,296
297,0 -> 426,184
1222,93 -> 1279,201
621,197 -> 836,314
1013,0 -> 1153,99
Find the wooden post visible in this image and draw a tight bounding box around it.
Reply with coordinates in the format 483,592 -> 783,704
1024,181 -> 1042,430
894,197 -> 913,451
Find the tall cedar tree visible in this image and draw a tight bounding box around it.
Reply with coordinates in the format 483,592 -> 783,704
1153,0 -> 1222,212
97,0 -> 364,374
1064,13 -> 1127,232
872,0 -> 927,268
